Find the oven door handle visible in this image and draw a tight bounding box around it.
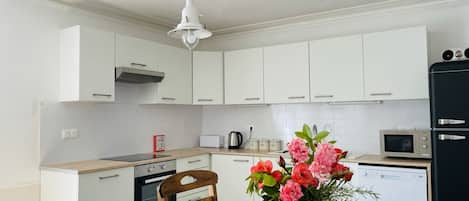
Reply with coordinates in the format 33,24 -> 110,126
143,175 -> 173,184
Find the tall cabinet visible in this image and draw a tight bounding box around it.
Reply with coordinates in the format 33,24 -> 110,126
224,48 -> 264,104
264,42 -> 310,104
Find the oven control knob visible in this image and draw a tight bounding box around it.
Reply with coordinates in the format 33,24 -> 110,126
422,144 -> 428,149
147,167 -> 155,173
159,165 -> 167,170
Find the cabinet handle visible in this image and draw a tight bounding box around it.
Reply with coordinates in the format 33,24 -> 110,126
161,97 -> 176,101
244,97 -> 260,101
99,174 -> 120,180
197,99 -> 213,102
130,62 -> 147,67
438,119 -> 466,125
370,92 -> 392,96
233,159 -> 250,163
189,197 -> 201,201
92,93 -> 113,97
314,95 -> 334,98
288,96 -> 305,99
188,159 -> 202,164
438,134 -> 466,141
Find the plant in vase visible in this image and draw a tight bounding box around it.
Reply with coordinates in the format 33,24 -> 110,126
246,124 -> 378,201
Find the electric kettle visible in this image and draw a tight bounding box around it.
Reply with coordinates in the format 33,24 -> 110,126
228,131 -> 243,149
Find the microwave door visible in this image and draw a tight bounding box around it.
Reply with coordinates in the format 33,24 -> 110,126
430,63 -> 469,129
432,131 -> 469,200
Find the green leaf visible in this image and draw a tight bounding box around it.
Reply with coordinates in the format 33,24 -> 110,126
313,131 -> 330,142
303,124 -> 313,138
263,174 -> 277,187
295,131 -> 308,140
328,140 -> 337,144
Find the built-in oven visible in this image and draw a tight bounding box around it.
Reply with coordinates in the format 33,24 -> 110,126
134,160 -> 177,201
380,129 -> 432,159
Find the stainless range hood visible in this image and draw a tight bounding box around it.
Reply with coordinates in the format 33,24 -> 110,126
115,67 -> 165,83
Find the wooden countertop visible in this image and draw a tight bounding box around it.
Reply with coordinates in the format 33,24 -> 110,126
41,148 -> 431,174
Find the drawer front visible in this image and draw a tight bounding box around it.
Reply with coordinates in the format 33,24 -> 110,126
178,190 -> 210,201
79,167 -> 134,201
177,154 -> 210,171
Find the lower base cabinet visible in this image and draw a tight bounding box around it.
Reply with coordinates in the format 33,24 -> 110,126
176,155 -> 210,201
211,154 -> 254,201
41,167 -> 134,201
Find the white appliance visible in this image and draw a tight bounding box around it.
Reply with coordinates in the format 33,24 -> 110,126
380,129 -> 431,159
353,165 -> 427,201
200,135 -> 224,148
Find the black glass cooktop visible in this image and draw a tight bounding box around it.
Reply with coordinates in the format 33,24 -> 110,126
102,153 -> 171,162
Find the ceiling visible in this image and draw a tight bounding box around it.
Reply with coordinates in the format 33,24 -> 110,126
57,0 -> 443,34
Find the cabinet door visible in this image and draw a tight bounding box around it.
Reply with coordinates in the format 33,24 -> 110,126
79,27 -> 115,102
224,48 -> 264,104
193,51 -> 224,105
115,34 -> 159,70
264,42 -> 310,103
154,45 -> 192,104
363,26 -> 428,100
310,35 -> 364,102
211,154 -> 254,201
79,167 -> 134,201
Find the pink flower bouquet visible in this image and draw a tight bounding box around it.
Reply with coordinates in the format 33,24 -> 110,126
246,124 -> 378,201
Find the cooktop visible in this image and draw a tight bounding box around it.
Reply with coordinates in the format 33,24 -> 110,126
102,153 -> 171,162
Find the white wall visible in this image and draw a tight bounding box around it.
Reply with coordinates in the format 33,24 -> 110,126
0,0 -> 200,200
202,101 -> 430,155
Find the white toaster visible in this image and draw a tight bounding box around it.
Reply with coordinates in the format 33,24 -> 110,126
200,135 -> 225,148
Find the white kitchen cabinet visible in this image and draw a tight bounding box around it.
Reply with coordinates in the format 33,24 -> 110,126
363,26 -> 429,100
310,35 -> 364,102
224,48 -> 264,104
211,154 -> 254,201
177,155 -> 211,200
60,25 -> 115,102
115,34 -> 160,70
353,165 -> 427,201
264,42 -> 310,104
41,167 -> 134,201
193,51 -> 224,105
140,45 -> 192,104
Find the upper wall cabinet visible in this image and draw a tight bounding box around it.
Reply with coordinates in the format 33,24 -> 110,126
60,25 -> 115,102
115,34 -> 160,70
224,48 -> 264,104
310,35 -> 364,102
139,45 -> 192,104
193,51 -> 224,105
264,42 -> 310,104
363,26 -> 429,100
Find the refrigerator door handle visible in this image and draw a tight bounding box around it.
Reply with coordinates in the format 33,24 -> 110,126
438,118 -> 466,125
438,134 -> 467,141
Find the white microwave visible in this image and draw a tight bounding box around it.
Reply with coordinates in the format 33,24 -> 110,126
380,129 -> 432,159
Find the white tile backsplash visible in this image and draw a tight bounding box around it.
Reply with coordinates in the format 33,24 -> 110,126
202,100 -> 430,155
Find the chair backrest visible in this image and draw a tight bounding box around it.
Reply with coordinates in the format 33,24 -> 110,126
158,170 -> 218,201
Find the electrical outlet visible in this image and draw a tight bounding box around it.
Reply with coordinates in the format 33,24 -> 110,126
61,128 -> 79,140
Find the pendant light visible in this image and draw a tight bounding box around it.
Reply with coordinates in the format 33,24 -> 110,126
168,0 -> 212,50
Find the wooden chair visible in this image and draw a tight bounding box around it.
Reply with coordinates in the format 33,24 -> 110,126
158,170 -> 218,201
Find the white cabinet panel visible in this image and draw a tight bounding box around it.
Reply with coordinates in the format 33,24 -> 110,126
310,35 -> 364,102
176,155 -> 211,199
60,25 -> 115,102
224,48 -> 264,104
79,167 -> 134,201
115,34 -> 159,70
193,51 -> 224,105
363,26 -> 429,100
353,165 -> 427,201
211,154 -> 254,201
264,42 -> 310,104
140,45 -> 192,104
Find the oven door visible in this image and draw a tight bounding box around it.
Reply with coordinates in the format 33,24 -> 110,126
381,134 -> 416,157
135,171 -> 176,201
